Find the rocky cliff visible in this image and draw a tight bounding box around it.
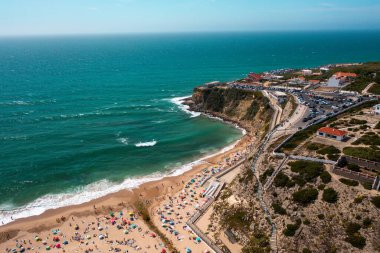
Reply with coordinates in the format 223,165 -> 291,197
187,86 -> 273,134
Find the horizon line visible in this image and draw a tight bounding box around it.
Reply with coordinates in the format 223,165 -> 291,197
0,28 -> 379,38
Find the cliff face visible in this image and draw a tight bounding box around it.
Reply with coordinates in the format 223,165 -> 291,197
189,86 -> 273,134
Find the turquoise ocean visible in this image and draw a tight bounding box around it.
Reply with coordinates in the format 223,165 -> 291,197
1,31 -> 380,224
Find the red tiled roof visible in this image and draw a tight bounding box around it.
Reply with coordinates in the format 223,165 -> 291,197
318,127 -> 347,137
334,72 -> 358,78
309,80 -> 320,84
248,73 -> 262,80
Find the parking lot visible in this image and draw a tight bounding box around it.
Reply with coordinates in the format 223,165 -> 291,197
229,82 -> 369,129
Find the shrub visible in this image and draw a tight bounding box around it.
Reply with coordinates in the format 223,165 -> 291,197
274,172 -> 290,188
346,222 -> 361,235
349,118 -> 367,125
327,154 -> 340,161
352,133 -> 380,146
343,147 -> 380,162
339,178 -> 359,187
320,171 -> 332,183
292,174 -> 307,187
345,235 -> 366,249
260,167 -> 275,183
302,249 -> 312,253
283,219 -> 301,237
293,188 -> 319,205
307,143 -> 322,151
371,196 -> 380,208
317,214 -> 325,220
272,202 -> 286,215
286,180 -> 296,188
361,181 -> 372,190
303,219 -> 310,225
318,184 -> 326,190
289,161 -> 324,182
317,146 -> 340,155
354,195 -> 365,204
363,217 -> 372,228
322,188 -> 339,203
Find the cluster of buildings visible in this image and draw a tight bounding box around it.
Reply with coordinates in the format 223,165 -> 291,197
243,67 -> 359,89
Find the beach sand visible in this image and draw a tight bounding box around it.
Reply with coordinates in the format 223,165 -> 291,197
0,133 -> 254,253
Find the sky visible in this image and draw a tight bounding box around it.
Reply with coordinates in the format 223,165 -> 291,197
0,0 -> 380,36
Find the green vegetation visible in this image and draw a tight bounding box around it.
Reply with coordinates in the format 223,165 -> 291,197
322,188 -> 339,203
375,121 -> 380,129
352,132 -> 380,146
239,167 -> 254,185
317,146 -> 340,156
349,118 -> 367,125
260,167 -> 275,183
283,219 -> 301,237
307,142 -> 341,160
363,217 -> 372,228
302,249 -> 312,253
371,196 -> 380,208
320,171 -> 332,184
336,62 -> 380,93
220,207 -> 252,231
272,202 -> 286,215
307,142 -> 325,151
343,147 -> 380,162
242,230 -> 270,253
347,163 -> 360,172
339,178 -> 359,187
293,188 -> 319,205
327,154 -> 340,161
289,161 -> 324,182
317,214 -> 325,220
361,181 -> 373,190
274,172 -> 291,188
368,83 -> 380,94
345,222 -> 366,249
279,100 -> 378,152
354,195 -> 365,204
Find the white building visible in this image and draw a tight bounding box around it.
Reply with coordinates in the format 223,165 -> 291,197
302,69 -> 313,76
317,127 -> 348,142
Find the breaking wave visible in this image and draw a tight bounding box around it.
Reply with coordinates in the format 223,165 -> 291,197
135,140 -> 157,147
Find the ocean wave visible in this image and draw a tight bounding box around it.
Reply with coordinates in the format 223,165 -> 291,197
35,110 -> 129,122
135,140 -> 157,147
0,99 -> 56,106
151,120 -> 167,124
1,135 -> 28,141
117,137 -> 129,145
169,96 -> 201,118
0,134 -> 241,226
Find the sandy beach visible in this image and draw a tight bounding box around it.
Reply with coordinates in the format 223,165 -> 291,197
0,127 -> 254,253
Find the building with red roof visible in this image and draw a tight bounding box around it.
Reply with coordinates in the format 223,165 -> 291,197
317,127 -> 348,141
248,73 -> 263,82
334,72 -> 358,78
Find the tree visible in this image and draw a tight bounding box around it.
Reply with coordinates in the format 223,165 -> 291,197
322,188 -> 338,203
320,171 -> 332,184
293,188 -> 319,205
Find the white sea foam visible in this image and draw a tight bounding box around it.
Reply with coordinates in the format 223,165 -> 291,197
170,96 -> 201,118
117,138 -> 129,145
135,140 -> 157,147
0,129 -> 242,226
